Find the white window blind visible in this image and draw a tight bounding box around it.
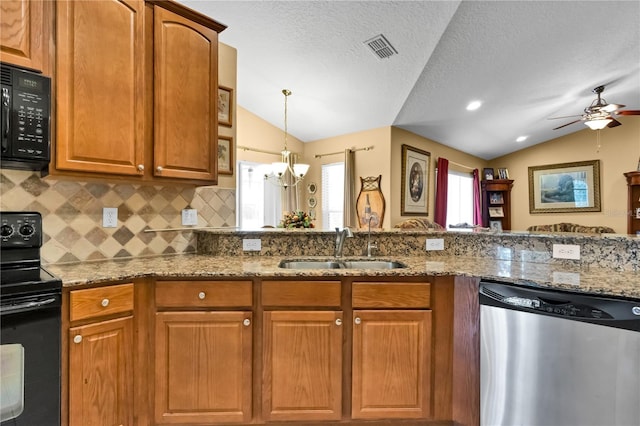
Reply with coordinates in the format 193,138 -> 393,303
321,162 -> 344,229
237,161 -> 282,229
446,170 -> 473,228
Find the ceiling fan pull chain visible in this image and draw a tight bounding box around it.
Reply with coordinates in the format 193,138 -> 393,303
596,129 -> 601,153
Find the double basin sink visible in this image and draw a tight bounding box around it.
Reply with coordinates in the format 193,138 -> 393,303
278,259 -> 407,270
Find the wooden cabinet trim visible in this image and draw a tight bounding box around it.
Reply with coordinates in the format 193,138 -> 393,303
262,280 -> 342,307
70,283 -> 134,322
352,282 -> 430,308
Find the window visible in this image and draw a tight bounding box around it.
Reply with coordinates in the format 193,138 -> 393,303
446,170 -> 474,228
237,161 -> 282,229
321,162 -> 344,229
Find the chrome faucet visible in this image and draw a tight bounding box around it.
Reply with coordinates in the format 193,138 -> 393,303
334,227 -> 353,258
366,216 -> 378,257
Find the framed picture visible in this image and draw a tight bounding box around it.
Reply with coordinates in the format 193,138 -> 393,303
489,192 -> 504,204
488,206 -> 504,217
489,220 -> 503,232
217,135 -> 233,175
528,160 -> 601,213
497,168 -> 509,179
483,168 -> 494,180
218,86 -> 233,127
401,144 -> 431,215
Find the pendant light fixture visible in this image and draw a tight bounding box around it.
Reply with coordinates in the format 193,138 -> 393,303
264,89 -> 309,189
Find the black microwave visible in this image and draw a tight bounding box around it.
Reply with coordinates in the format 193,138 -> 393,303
0,63 -> 51,174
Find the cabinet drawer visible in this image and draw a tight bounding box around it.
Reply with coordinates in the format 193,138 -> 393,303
352,282 -> 430,308
155,280 -> 252,308
70,283 -> 134,322
262,281 -> 341,307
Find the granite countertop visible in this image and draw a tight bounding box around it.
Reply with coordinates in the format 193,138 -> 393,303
46,253 -> 640,300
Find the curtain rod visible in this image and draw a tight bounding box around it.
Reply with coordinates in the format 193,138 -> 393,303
440,158 -> 475,170
314,145 -> 374,159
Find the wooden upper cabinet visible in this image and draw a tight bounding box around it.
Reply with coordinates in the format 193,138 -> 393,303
152,6 -> 219,181
0,0 -> 50,73
55,0 -> 145,176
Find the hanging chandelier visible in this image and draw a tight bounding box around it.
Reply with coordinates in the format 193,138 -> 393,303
264,89 -> 309,188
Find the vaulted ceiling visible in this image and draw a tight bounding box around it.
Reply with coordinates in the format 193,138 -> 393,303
178,0 -> 640,160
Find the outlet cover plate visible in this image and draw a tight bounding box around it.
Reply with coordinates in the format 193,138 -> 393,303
102,207 -> 118,228
426,238 -> 444,251
552,244 -> 580,260
181,209 -> 198,226
243,239 -> 261,251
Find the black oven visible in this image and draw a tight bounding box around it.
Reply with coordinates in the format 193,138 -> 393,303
1,212 -> 61,426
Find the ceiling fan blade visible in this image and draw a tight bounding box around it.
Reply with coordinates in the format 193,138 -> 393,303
553,119 -> 582,130
607,118 -> 622,128
617,110 -> 640,115
548,114 -> 583,120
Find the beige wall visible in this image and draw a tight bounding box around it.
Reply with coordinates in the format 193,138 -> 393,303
490,117 -> 639,233
390,128 -> 488,227
216,42 -> 237,189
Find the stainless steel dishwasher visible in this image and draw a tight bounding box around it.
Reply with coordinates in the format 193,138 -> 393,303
480,280 -> 640,426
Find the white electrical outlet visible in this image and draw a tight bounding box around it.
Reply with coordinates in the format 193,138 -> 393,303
181,209 -> 198,226
102,207 -> 118,228
426,238 -> 444,251
552,244 -> 581,260
243,239 -> 261,251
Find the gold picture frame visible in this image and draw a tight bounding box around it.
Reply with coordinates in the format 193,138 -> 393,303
401,144 -> 430,215
217,135 -> 233,175
528,160 -> 601,213
218,86 -> 233,127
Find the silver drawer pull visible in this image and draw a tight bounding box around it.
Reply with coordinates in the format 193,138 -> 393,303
73,335 -> 83,344
335,318 -> 342,326
354,317 -> 361,325
198,292 -> 206,300
243,318 -> 251,326
101,298 -> 110,307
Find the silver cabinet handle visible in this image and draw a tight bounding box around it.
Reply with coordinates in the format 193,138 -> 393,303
335,318 -> 342,326
354,317 -> 361,325
73,335 -> 83,344
198,291 -> 206,300
137,164 -> 144,172
156,166 -> 163,173
243,318 -> 251,326
101,298 -> 109,307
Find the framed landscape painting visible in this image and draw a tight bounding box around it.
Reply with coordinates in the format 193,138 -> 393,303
528,160 -> 601,213
401,144 -> 431,215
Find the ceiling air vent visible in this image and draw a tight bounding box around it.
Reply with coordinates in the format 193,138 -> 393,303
364,34 -> 398,59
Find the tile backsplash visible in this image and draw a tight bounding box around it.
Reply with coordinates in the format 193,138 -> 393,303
0,170 -> 236,264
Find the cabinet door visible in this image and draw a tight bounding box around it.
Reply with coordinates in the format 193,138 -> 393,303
153,6 -> 218,181
352,310 -> 432,420
262,311 -> 343,422
69,316 -> 134,426
56,0 -> 145,175
0,0 -> 47,72
155,311 -> 252,424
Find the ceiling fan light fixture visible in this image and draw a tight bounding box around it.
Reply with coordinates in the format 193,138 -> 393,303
584,117 -> 612,130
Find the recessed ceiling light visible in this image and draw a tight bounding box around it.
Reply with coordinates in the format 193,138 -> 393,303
516,136 -> 527,142
466,101 -> 482,111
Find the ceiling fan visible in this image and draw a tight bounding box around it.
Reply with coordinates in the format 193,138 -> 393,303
550,85 -> 640,130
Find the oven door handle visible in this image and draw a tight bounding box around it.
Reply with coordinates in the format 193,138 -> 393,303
1,297 -> 58,314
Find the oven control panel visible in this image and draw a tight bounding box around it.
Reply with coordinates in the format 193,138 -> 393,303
0,212 -> 42,248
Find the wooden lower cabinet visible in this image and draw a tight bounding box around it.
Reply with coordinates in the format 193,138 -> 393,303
154,311 -> 253,424
68,316 -> 134,426
262,310 -> 343,422
351,309 -> 432,420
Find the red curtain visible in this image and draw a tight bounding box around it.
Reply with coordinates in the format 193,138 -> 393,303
472,169 -> 483,225
434,158 -> 449,227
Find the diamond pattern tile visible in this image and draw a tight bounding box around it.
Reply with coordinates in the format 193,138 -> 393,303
1,170 -> 236,264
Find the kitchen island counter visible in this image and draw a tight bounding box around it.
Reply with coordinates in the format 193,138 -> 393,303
47,253 -> 640,300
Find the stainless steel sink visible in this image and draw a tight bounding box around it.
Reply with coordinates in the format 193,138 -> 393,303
278,259 -> 407,270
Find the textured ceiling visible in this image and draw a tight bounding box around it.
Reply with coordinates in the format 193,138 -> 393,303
178,0 -> 640,160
